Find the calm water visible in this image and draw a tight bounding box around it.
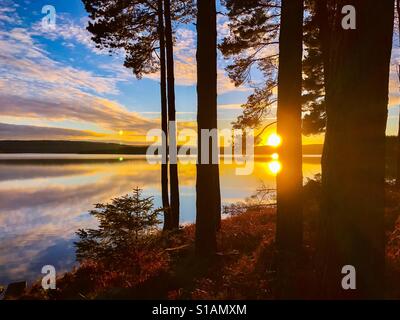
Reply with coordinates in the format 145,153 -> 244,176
0,154 -> 321,285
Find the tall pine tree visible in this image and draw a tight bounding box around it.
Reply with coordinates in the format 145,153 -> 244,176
276,0 -> 303,253
195,0 -> 220,258
82,0 -> 194,230
321,0 -> 394,298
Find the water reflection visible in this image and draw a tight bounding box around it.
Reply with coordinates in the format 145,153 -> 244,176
267,160 -> 282,175
0,155 -> 321,284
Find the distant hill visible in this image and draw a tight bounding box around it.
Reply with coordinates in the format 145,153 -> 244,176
0,140 -> 148,154
0,140 -> 325,155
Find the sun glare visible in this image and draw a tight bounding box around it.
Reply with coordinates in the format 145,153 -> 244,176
119,130 -> 124,136
271,153 -> 279,160
268,160 -> 282,175
266,133 -> 282,147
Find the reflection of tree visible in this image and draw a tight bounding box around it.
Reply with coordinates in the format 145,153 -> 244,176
223,182 -> 276,216
75,188 -> 162,269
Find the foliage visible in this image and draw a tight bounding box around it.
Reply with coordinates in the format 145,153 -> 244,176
220,0 -> 280,131
82,0 -> 194,78
302,0 -> 327,135
221,0 -> 328,136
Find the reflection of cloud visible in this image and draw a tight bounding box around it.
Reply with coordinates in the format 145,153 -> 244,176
0,237 -> 76,284
0,160 -> 160,283
28,238 -> 76,278
0,162 -> 88,182
0,157 -> 322,284
0,158 -> 200,284
218,103 -> 242,110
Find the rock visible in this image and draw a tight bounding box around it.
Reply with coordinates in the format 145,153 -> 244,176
4,281 -> 27,300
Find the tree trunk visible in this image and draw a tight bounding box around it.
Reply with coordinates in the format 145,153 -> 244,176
321,0 -> 394,299
157,0 -> 171,230
396,0 -> 400,188
275,0 -> 304,298
397,97 -> 400,186
195,0 -> 220,257
276,0 -> 304,252
164,0 -> 180,229
315,0 -> 330,86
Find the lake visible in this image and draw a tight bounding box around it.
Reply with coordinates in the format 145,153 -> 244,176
0,154 -> 321,285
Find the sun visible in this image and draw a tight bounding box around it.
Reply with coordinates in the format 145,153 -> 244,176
119,130 -> 124,136
266,133 -> 282,147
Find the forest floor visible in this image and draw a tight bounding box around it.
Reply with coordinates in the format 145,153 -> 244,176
17,182 -> 400,300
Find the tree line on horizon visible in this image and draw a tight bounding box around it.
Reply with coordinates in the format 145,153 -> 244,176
82,0 -> 395,299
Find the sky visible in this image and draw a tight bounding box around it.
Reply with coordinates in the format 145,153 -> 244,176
0,0 -> 399,146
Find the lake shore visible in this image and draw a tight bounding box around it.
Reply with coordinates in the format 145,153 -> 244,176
8,181 -> 400,300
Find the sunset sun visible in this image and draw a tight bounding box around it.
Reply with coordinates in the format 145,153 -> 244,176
266,133 -> 282,147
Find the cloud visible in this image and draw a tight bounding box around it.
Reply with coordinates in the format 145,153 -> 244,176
32,14 -> 102,54
0,1 -> 22,25
0,94 -> 158,134
146,28 -> 248,94
389,47 -> 400,108
144,28 -> 197,86
0,27 -> 161,138
0,28 -> 119,94
0,122 -> 100,140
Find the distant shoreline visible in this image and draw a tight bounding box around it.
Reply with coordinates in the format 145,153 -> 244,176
0,140 -> 324,155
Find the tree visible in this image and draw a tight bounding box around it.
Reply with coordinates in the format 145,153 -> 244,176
302,0 -> 328,135
396,0 -> 400,188
157,0 -> 171,228
220,0 -> 280,135
274,0 -> 304,298
320,0 -> 394,298
82,0 -> 193,230
397,65 -> 400,187
275,0 -> 303,251
221,0 -> 331,138
164,0 -> 180,228
195,0 -> 220,257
